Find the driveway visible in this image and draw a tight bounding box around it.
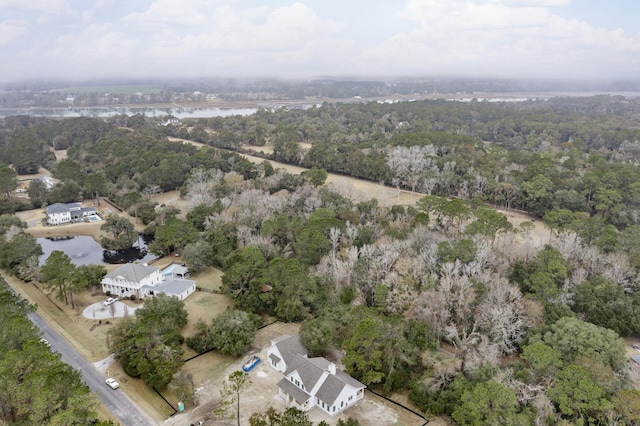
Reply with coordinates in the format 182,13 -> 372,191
82,301 -> 139,320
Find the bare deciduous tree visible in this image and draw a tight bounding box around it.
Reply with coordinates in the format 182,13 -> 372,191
476,278 -> 529,354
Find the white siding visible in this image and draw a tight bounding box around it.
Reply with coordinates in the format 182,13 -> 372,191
267,346 -> 286,372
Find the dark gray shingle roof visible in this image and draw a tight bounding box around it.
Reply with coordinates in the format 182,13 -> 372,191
277,377 -> 311,404
315,374 -> 346,407
336,370 -> 366,390
287,354 -> 324,391
46,203 -> 71,214
269,353 -> 281,364
274,335 -> 308,357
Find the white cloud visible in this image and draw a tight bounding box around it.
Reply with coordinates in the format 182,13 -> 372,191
122,0 -> 219,28
1,0 -> 639,81
366,0 -> 640,78
120,2 -> 348,76
0,19 -> 27,46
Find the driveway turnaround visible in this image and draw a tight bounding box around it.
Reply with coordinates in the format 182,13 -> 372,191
82,301 -> 139,319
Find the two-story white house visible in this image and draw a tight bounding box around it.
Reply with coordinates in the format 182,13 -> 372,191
267,335 -> 366,417
101,263 -> 196,300
46,203 -> 96,225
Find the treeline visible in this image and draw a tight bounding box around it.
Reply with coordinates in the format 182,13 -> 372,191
0,280 -> 114,425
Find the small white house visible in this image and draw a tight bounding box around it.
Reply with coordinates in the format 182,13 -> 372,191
46,203 -> 96,225
267,335 -> 365,417
101,263 -> 196,300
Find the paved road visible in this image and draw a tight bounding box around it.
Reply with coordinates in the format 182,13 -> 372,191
28,310 -> 156,426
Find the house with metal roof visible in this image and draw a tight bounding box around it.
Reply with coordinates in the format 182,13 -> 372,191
267,335 -> 365,417
101,263 -> 196,300
46,202 -> 96,225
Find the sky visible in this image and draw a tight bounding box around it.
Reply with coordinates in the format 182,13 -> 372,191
2,0 -> 640,83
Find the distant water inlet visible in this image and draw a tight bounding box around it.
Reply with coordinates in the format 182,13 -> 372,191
37,235 -> 156,266
0,106 -> 258,119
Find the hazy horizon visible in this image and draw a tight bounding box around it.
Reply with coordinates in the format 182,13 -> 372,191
2,1 -> 640,84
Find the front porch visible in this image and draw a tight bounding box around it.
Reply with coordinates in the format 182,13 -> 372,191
277,378 -> 312,412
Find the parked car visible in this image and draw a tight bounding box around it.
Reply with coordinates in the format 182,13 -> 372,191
632,344 -> 640,350
40,338 -> 50,347
242,355 -> 261,372
105,378 -> 119,389
103,297 -> 117,306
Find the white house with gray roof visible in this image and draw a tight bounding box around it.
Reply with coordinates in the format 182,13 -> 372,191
267,335 -> 365,417
46,202 -> 96,225
101,263 -> 196,300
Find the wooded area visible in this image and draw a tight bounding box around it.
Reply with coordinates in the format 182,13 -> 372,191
1,95 -> 640,424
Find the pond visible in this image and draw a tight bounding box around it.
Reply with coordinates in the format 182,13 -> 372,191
37,234 -> 156,266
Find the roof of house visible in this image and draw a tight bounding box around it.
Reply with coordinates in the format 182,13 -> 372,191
273,335 -> 366,408
70,207 -> 96,218
46,203 -> 74,214
631,354 -> 640,364
335,369 -> 367,390
104,263 -> 159,282
273,335 -> 309,371
285,354 -> 325,391
47,202 -> 90,215
273,335 -> 308,357
171,265 -> 188,276
153,278 -> 196,297
269,353 -> 282,364
277,377 -> 311,404
315,373 -> 346,407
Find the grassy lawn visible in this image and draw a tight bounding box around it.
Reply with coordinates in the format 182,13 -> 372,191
183,291 -> 233,340
190,267 -> 224,292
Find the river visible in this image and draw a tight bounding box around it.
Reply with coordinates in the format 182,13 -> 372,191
0,106 -> 258,119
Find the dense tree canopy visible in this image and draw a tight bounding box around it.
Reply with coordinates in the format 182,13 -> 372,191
108,294 -> 187,389
186,309 -> 260,357
534,317 -> 627,371
0,280 -> 102,424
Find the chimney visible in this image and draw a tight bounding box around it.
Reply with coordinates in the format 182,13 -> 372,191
328,363 -> 336,375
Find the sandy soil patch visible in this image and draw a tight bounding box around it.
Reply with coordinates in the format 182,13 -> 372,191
241,143 -> 274,155
54,149 -> 68,161
167,137 -> 207,148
